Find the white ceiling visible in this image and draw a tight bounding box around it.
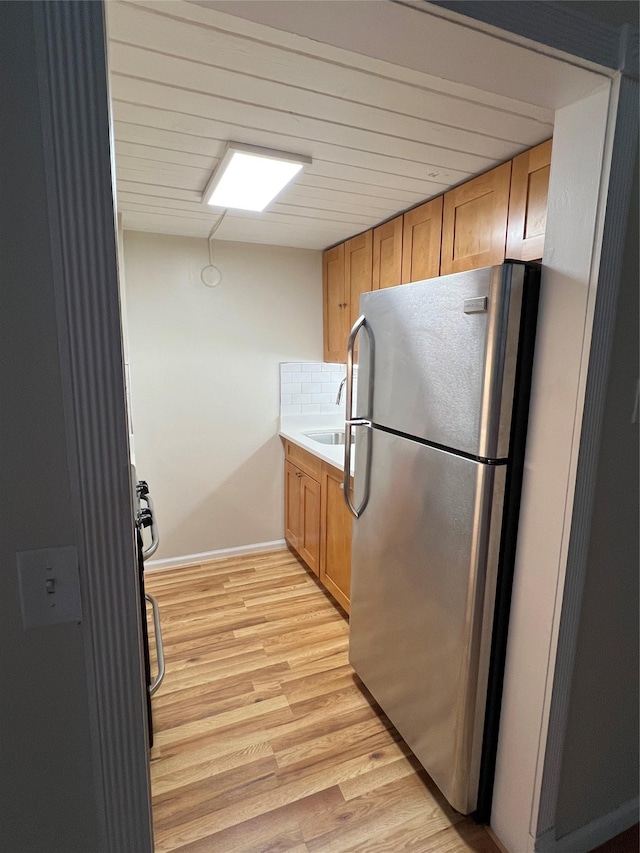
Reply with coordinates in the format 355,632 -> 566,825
105,0 -> 590,250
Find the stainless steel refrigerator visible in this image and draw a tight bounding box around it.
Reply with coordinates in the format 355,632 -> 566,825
343,261 -> 540,817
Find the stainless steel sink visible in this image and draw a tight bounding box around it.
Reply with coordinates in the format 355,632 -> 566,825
303,430 -> 345,446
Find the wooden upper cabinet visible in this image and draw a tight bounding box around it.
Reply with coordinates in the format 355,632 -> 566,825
441,161 -> 512,275
345,231 -> 373,333
322,243 -> 347,363
506,139 -> 552,261
401,197 -> 443,283
373,216 -> 403,290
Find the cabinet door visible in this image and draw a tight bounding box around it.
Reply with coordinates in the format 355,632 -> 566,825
320,464 -> 352,614
298,473 -> 321,576
284,461 -> 301,551
345,231 -> 373,334
373,216 -> 403,290
506,139 -> 552,261
441,161 -> 511,275
401,197 -> 443,283
323,243 -> 347,363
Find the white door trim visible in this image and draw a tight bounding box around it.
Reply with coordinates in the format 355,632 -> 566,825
534,72 -> 639,840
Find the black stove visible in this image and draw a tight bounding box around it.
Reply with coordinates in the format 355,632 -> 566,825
132,472 -> 164,747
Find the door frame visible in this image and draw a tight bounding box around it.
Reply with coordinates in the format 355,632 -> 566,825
31,1 -> 636,850
33,2 -> 153,850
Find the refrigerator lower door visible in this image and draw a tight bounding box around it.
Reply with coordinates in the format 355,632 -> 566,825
349,426 -> 506,814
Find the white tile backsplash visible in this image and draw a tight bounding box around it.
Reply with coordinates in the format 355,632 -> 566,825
280,362 -> 355,418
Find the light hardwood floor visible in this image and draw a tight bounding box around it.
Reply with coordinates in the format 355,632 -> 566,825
145,549 -> 500,853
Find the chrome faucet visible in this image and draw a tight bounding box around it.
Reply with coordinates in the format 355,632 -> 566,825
335,376 -> 347,405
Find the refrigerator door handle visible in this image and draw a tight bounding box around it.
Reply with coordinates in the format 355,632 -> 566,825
344,314 -> 372,518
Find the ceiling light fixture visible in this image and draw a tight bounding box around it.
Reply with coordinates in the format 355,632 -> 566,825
202,142 -> 312,212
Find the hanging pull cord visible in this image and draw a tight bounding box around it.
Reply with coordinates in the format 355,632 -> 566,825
201,211 -> 226,288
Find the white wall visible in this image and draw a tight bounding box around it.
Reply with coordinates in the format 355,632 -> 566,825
123,232 -> 322,561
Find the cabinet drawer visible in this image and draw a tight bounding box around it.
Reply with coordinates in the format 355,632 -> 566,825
284,441 -> 322,481
324,460 -> 353,489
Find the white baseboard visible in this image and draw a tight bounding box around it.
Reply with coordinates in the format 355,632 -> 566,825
144,539 -> 287,572
536,797 -> 639,853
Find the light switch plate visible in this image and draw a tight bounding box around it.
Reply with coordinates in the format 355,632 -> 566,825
17,545 -> 83,628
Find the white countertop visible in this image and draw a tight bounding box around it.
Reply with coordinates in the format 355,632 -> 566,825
279,414 -> 353,474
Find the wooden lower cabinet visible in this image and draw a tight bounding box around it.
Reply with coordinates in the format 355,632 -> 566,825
284,460 -> 301,550
284,441 -> 353,613
284,459 -> 320,576
320,462 -> 353,614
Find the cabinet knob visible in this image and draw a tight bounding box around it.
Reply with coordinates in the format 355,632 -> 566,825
295,471 -> 303,478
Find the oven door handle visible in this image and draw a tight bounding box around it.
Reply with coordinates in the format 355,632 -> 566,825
140,493 -> 159,560
145,593 -> 165,696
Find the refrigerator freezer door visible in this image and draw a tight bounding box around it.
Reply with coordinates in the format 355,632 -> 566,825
349,426 -> 505,814
355,264 -> 525,460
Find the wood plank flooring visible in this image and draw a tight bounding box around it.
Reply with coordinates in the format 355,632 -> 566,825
145,549 -> 500,852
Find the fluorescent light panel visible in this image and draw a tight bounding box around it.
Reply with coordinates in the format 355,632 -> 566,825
203,143 -> 312,212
